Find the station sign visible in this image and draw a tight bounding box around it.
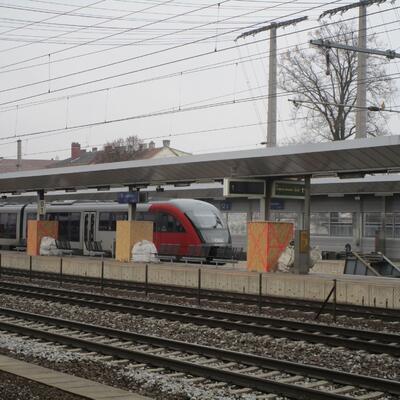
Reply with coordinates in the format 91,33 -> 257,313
38,200 -> 46,215
272,180 -> 305,199
117,191 -> 140,204
270,199 -> 285,210
220,200 -> 232,211
223,178 -> 265,198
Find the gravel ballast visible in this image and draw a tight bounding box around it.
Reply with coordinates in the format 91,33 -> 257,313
0,292 -> 398,382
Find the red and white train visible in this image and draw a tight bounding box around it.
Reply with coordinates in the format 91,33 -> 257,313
0,199 -> 231,256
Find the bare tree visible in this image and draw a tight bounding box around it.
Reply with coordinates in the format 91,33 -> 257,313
96,135 -> 143,163
279,22 -> 394,142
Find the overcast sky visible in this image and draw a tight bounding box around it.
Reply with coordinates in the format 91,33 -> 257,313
0,0 -> 399,161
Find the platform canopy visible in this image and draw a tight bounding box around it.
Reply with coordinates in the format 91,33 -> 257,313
1,136 -> 400,194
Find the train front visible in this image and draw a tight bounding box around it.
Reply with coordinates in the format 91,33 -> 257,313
171,199 -> 231,255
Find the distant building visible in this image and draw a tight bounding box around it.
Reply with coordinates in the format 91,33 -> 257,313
0,158 -> 57,173
50,139 -> 190,168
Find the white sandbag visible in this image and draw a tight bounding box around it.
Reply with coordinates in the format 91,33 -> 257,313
277,244 -> 295,272
310,246 -> 322,268
131,240 -> 159,263
40,236 -> 61,256
277,243 -> 321,272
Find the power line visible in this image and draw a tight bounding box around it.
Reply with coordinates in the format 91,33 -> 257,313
3,67 -> 400,143
0,0 -> 175,56
0,0 -> 106,37
0,0 -> 296,72
0,0 -> 362,101
0,6 -> 398,110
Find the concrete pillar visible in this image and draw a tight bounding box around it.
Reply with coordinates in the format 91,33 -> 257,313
293,176 -> 311,274
127,186 -> 138,221
260,180 -> 272,220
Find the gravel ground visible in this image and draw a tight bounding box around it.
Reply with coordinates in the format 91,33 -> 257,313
0,332 -> 263,400
0,370 -> 86,400
0,292 -> 398,383
6,275 -> 399,334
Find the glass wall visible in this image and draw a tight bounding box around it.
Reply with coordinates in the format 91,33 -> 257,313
310,212 -> 353,237
223,212 -> 247,236
363,213 -> 400,238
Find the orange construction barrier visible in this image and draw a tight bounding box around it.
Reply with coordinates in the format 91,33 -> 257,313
27,220 -> 58,256
247,221 -> 293,272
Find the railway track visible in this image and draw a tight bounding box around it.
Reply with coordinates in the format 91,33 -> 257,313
2,266 -> 399,321
0,307 -> 398,400
0,280 -> 399,356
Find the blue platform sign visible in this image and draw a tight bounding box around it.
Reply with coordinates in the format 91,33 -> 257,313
270,199 -> 285,210
220,200 -> 232,211
118,192 -> 140,204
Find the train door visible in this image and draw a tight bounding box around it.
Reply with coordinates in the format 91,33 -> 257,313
83,211 -> 96,255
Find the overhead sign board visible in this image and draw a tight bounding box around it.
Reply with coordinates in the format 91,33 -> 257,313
223,178 -> 265,198
117,191 -> 140,204
272,181 -> 305,199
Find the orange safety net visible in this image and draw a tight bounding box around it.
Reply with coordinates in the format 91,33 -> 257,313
247,222 -> 293,272
27,220 -> 58,256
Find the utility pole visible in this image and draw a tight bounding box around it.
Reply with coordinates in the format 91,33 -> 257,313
16,139 -> 22,170
236,16 -> 307,148
319,0 -> 393,139
356,2 -> 367,138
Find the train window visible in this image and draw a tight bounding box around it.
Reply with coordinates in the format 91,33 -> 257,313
0,213 -> 17,239
155,213 -> 185,233
47,212 -> 80,242
99,212 -> 128,231
136,212 -> 156,222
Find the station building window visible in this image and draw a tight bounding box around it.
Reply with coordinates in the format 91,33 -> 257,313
0,213 -> 17,239
99,212 -> 128,231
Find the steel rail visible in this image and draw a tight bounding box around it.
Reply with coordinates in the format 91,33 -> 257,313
2,266 -> 399,321
0,308 -> 398,399
0,306 -> 399,396
0,281 -> 399,356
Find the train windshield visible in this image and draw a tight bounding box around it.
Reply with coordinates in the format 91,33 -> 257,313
186,209 -> 225,230
181,201 -> 230,244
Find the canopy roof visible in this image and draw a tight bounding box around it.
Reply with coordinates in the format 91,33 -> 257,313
1,136 -> 399,194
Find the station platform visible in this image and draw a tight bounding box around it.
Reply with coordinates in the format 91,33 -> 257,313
0,251 -> 399,309
0,354 -> 151,400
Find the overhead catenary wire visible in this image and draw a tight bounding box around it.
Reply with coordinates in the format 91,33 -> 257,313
0,0 -> 176,56
3,68 -> 400,144
0,9 -> 399,111
1,0 -> 398,156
